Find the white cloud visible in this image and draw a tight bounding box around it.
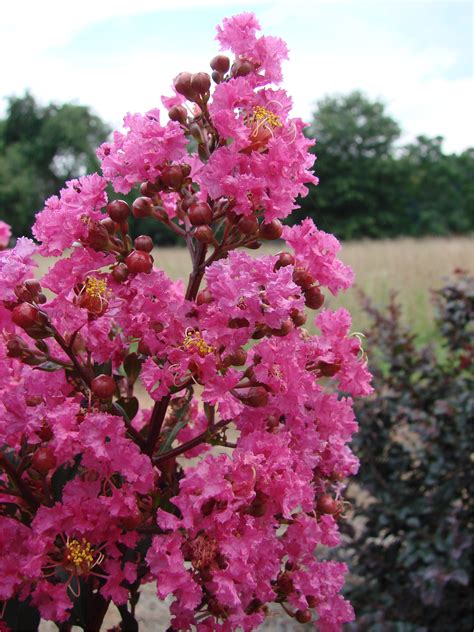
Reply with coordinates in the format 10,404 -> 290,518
1,0 -> 472,153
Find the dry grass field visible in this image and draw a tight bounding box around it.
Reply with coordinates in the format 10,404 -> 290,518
151,236 -> 474,339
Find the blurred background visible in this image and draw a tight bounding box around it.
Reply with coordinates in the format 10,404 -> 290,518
1,1 -> 472,630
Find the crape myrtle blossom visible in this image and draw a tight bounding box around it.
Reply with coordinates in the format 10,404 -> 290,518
0,12 -> 371,632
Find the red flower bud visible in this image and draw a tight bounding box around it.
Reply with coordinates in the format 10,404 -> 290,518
161,165 -> 184,189
174,72 -> 198,101
293,268 -> 314,290
275,252 -> 295,270
100,217 -> 117,234
295,609 -> 312,624
304,286 -> 325,310
168,105 -> 188,124
32,447 -> 56,474
306,595 -> 318,608
91,374 -> 116,399
87,222 -> 111,250
188,202 -> 213,226
259,219 -> 283,240
317,494 -> 339,514
270,318 -> 294,337
238,216 -> 259,235
231,58 -> 254,77
290,309 -> 307,327
111,263 -> 129,283
134,235 -> 154,252
107,200 -> 130,223
245,240 -> 262,250
12,303 -> 43,329
132,197 -> 154,218
211,70 -> 223,84
125,250 -> 153,274
194,225 -> 214,244
210,54 -> 230,73
190,72 -> 211,94
317,360 -> 341,377
196,289 -> 213,305
237,386 -> 269,408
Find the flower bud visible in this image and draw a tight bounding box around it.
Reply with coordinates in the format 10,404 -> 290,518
32,447 -> 56,474
132,197 -> 154,218
238,216 -> 259,235
100,217 -> 117,234
91,374 -> 116,399
194,225 -> 214,244
290,308 -> 307,327
24,279 -> 41,295
174,72 -> 198,101
126,250 -> 153,274
140,182 -> 159,197
188,202 -> 213,226
259,219 -> 283,240
161,165 -> 184,189
237,386 -> 269,408
210,54 -> 230,73
304,286 -> 325,310
306,596 -> 318,608
12,303 -> 43,329
295,609 -> 312,624
6,335 -> 29,358
223,347 -> 247,367
190,72 -> 211,94
228,317 -> 250,329
107,200 -> 130,223
168,105 -> 188,124
134,235 -> 154,253
270,318 -> 294,337
245,240 -> 261,250
293,268 -> 314,290
112,263 -> 129,283
231,58 -> 254,77
317,360 -> 341,377
211,71 -> 222,84
317,494 -> 339,514
196,289 -> 213,305
275,252 -> 295,270
87,222 -> 111,250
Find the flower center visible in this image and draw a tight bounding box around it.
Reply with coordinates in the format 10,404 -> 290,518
182,329 -> 214,357
84,276 -> 110,300
251,105 -> 282,130
65,537 -> 95,570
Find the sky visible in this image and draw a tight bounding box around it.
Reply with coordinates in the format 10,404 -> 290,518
1,0 -> 472,153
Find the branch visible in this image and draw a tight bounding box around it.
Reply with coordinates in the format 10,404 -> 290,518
153,418 -> 232,465
144,395 -> 171,456
0,452 -> 39,510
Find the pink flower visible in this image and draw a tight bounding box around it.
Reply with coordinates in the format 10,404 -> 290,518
33,174 -> 108,256
97,109 -> 187,193
283,218 -> 355,295
0,237 -> 37,301
0,220 -> 11,250
216,13 -> 289,85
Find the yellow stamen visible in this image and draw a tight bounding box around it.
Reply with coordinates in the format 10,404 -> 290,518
84,276 -> 111,300
252,105 -> 282,129
65,537 -> 95,569
182,328 -> 214,357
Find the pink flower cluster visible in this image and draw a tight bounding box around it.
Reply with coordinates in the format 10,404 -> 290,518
0,13 -> 371,632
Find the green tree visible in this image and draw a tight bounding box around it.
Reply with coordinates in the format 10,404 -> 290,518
398,136 -> 474,235
296,91 -> 402,239
0,93 -> 110,236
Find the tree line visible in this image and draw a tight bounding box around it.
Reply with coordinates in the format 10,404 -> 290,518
1,91 -> 472,241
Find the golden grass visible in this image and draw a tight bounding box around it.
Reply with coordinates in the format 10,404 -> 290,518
36,236 -> 473,339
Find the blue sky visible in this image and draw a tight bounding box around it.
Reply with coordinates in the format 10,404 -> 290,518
1,0 -> 472,152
